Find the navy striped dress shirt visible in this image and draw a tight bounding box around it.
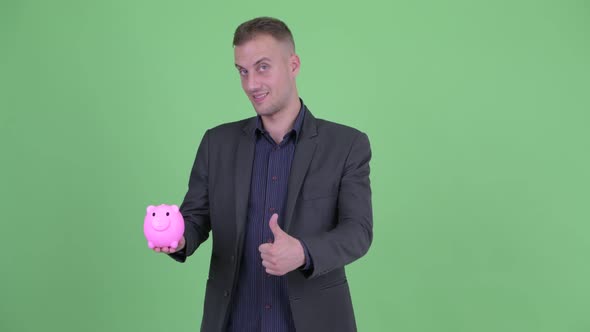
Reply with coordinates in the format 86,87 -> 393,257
227,101 -> 311,332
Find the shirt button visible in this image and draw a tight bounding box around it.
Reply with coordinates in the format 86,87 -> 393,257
271,176 -> 278,181
265,304 -> 271,309
269,207 -> 275,212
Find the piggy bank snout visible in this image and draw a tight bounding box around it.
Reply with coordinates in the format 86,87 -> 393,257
151,217 -> 171,231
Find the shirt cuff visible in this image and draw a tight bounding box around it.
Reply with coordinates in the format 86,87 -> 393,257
298,239 -> 314,271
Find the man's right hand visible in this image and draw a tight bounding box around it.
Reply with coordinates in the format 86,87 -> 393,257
153,236 -> 186,254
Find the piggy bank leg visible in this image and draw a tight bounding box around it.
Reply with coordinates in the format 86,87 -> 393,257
170,241 -> 179,249
148,241 -> 155,249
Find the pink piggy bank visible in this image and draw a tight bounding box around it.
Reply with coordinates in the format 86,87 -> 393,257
144,204 -> 185,249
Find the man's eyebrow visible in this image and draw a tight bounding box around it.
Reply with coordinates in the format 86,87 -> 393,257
254,57 -> 272,65
235,57 -> 272,69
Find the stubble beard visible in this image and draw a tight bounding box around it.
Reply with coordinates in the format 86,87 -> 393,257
253,99 -> 281,117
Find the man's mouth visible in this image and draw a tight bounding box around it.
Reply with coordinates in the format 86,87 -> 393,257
252,92 -> 269,103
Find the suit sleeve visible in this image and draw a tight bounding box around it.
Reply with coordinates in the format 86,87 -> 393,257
300,132 -> 373,279
168,130 -> 212,263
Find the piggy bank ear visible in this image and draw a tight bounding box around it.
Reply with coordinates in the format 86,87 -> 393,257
147,205 -> 156,214
171,205 -> 179,213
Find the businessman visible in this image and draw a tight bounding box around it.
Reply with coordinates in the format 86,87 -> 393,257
152,17 -> 373,332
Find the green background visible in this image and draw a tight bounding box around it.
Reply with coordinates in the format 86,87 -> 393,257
1,0 -> 589,331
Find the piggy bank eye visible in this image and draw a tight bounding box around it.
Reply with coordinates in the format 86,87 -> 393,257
152,212 -> 155,217
166,212 -> 170,216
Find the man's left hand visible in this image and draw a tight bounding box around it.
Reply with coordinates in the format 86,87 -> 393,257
258,214 -> 305,276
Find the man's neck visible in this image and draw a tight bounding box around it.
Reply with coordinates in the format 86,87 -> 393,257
260,97 -> 301,144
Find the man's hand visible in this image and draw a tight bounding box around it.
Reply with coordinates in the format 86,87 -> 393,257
258,214 -> 305,276
153,236 -> 186,254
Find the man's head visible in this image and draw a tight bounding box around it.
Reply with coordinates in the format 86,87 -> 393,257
233,17 -> 301,117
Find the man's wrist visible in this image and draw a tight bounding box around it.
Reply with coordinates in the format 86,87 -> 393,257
298,239 -> 313,271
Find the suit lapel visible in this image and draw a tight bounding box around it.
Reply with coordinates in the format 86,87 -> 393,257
234,118 -> 256,248
283,109 -> 318,233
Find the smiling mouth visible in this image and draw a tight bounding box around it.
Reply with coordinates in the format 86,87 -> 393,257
252,92 -> 269,102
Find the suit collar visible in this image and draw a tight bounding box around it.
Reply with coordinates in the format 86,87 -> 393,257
241,98 -> 318,142
298,102 -> 318,141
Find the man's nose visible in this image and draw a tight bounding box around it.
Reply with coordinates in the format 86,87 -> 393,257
246,73 -> 261,92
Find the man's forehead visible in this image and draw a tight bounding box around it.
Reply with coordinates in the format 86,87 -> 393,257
234,35 -> 292,66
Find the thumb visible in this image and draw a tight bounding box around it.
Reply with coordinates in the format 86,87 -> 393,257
269,214 -> 285,239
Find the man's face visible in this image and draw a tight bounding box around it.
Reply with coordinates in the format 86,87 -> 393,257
234,34 -> 299,116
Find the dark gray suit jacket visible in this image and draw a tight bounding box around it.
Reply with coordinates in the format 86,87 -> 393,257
169,106 -> 373,332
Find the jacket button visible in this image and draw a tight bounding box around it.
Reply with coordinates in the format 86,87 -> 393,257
230,255 -> 235,262
224,290 -> 229,297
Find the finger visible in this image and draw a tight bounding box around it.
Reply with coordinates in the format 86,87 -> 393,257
268,214 -> 284,238
265,268 -> 284,276
154,247 -> 161,252
261,254 -> 277,265
261,260 -> 276,269
259,243 -> 272,253
260,253 -> 274,262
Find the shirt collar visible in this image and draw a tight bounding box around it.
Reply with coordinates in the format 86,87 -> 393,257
254,98 -> 306,141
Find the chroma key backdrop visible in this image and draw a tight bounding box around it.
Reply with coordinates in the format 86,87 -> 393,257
1,0 -> 589,331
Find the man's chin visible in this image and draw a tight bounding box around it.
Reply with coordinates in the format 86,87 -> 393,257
252,104 -> 278,117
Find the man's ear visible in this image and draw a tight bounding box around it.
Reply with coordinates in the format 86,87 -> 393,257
290,53 -> 301,76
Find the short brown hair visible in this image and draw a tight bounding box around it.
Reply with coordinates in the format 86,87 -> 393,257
233,17 -> 295,51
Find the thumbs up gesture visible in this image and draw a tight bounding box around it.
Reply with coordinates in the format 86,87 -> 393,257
258,214 -> 306,276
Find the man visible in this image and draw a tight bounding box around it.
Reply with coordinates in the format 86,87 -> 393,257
152,17 -> 373,332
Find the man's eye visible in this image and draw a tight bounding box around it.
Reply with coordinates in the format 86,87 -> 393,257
259,64 -> 269,71
239,69 -> 247,76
